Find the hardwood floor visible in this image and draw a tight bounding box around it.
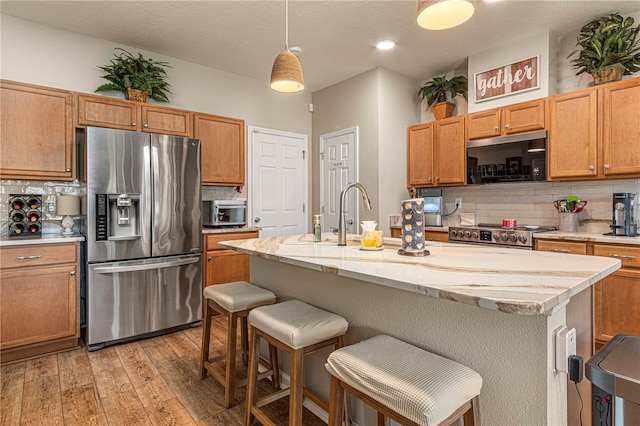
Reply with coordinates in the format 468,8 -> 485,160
1,317 -> 326,425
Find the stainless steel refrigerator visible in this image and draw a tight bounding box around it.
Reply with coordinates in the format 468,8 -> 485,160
82,127 -> 202,351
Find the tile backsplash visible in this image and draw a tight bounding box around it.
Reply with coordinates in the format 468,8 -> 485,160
440,178 -> 640,232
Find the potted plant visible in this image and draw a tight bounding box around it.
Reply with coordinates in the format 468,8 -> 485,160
417,75 -> 468,120
568,13 -> 640,85
96,48 -> 172,102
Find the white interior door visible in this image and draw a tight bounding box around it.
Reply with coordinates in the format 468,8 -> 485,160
249,127 -> 308,237
320,127 -> 358,234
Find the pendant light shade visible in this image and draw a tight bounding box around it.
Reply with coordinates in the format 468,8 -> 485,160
270,0 -> 304,93
417,0 -> 475,30
271,50 -> 304,93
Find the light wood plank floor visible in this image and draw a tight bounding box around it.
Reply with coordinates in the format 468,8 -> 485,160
1,317 -> 326,426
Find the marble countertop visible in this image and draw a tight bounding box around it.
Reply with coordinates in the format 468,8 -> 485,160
0,233 -> 85,247
219,233 -> 620,316
202,226 -> 260,235
534,231 -> 640,245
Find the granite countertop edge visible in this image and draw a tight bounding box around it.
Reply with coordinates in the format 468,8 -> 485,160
202,226 -> 261,235
533,231 -> 640,245
0,234 -> 85,247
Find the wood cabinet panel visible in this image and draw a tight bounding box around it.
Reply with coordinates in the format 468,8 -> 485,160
141,105 -> 192,137
1,243 -> 77,269
547,89 -> 598,179
594,269 -> 640,345
602,79 -> 640,176
1,80 -> 73,180
425,231 -> 449,242
195,113 -> 245,186
205,231 -> 259,250
535,240 -> 587,255
593,244 -> 640,270
434,116 -> 465,186
205,250 -> 250,286
406,123 -> 434,187
1,265 -> 78,350
77,94 -> 138,130
467,99 -> 544,140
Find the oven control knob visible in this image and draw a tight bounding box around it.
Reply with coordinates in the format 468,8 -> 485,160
519,235 -> 528,243
493,233 -> 500,241
450,230 -> 457,237
510,234 -> 518,242
464,231 -> 472,238
472,231 -> 479,238
501,233 -> 509,241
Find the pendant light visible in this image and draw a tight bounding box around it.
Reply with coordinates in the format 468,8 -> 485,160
270,0 -> 304,93
417,0 -> 475,30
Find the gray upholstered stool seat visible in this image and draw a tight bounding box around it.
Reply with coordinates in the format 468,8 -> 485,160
199,281 -> 278,408
325,335 -> 482,426
246,299 -> 349,426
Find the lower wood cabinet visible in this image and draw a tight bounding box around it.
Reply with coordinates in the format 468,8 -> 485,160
203,231 -> 259,288
536,239 -> 640,348
390,228 -> 449,242
0,242 -> 80,363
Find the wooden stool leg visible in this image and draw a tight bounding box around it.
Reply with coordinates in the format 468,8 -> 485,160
328,375 -> 344,426
289,348 -> 304,426
244,327 -> 260,426
224,311 -> 239,408
241,316 -> 249,365
463,396 -> 480,426
199,301 -> 213,379
269,343 -> 280,388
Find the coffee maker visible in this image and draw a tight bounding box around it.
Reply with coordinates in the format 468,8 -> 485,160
610,193 -> 638,236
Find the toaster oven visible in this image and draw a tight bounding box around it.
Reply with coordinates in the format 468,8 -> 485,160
202,200 -> 247,227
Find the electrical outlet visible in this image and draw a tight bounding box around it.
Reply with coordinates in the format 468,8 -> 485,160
455,197 -> 462,208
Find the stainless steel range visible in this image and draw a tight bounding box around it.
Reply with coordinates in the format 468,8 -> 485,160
449,223 -> 557,249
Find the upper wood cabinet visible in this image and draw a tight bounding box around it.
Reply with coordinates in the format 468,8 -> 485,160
407,116 -> 465,187
467,99 -> 545,140
195,113 -> 245,186
1,80 -> 74,181
77,94 -> 193,137
548,78 -> 640,180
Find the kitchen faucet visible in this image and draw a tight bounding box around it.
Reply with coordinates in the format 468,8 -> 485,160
338,182 -> 372,246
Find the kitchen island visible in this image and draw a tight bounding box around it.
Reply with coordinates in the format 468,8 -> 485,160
220,234 -> 621,425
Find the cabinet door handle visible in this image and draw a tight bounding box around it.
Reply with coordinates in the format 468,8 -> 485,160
16,255 -> 42,260
208,256 -> 212,261
66,168 -> 71,172
604,164 -> 610,170
494,126 -> 499,131
505,124 -> 510,129
143,123 -> 148,128
588,165 -> 594,171
551,249 -> 571,253
435,176 -> 440,181
131,122 -> 137,126
428,177 -> 432,182
70,271 -> 76,276
608,254 -> 636,260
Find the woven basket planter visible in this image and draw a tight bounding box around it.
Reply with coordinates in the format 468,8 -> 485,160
127,88 -> 149,103
591,63 -> 625,85
431,101 -> 455,120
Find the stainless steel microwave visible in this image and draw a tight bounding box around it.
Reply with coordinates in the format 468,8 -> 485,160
202,200 -> 247,227
466,130 -> 547,185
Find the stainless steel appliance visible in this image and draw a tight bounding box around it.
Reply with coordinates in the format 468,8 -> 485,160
202,199 -> 247,227
449,223 -> 557,249
610,192 -> 638,236
81,127 -> 202,351
466,130 -> 547,185
416,188 -> 443,227
587,335 -> 640,425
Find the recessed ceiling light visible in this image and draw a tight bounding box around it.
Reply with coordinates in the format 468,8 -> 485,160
376,40 -> 395,50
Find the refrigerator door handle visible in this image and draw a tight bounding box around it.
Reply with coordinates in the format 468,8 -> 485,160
93,257 -> 200,274
107,235 -> 142,241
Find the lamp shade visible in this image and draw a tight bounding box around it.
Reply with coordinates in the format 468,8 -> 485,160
57,195 -> 80,216
270,50 -> 304,93
417,0 -> 475,30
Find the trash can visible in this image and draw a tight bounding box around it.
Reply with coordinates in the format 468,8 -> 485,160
586,335 -> 640,426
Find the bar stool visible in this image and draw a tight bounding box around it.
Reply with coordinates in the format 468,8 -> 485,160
325,335 -> 482,426
245,299 -> 349,426
199,281 -> 279,408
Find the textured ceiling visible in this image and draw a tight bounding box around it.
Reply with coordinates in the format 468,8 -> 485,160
2,1 -> 639,92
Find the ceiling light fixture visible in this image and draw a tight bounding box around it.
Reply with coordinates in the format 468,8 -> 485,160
270,0 -> 304,93
416,0 -> 475,30
376,40 -> 396,50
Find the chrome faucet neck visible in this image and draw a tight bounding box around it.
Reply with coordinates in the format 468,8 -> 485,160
337,182 -> 372,246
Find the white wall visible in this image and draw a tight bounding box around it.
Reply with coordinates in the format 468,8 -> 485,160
0,14 -> 312,142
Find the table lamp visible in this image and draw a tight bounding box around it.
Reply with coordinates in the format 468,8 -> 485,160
57,195 -> 80,236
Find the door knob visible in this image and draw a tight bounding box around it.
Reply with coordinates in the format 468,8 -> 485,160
347,219 -> 354,226
254,217 -> 261,223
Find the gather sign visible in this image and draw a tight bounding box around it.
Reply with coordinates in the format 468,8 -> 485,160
474,56 -> 539,102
